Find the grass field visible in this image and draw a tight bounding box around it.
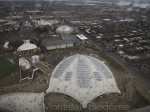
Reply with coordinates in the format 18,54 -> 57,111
89,44 -> 126,72
99,52 -> 126,72
0,55 -> 18,79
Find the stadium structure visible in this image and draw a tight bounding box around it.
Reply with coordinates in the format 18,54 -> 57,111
46,55 -> 121,108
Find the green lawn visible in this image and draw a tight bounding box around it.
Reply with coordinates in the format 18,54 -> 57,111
0,55 -> 18,79
99,52 -> 125,72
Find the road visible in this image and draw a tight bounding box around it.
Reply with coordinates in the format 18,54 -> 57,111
63,19 -> 150,86
81,30 -> 150,86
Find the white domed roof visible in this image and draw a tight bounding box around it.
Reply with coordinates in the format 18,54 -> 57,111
17,40 -> 38,51
46,55 -> 120,108
56,25 -> 73,34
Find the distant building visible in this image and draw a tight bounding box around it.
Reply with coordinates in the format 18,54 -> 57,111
76,34 -> 88,40
19,57 -> 31,70
26,10 -> 42,14
117,1 -> 131,6
65,40 -> 73,48
32,55 -> 40,64
3,42 -> 9,49
45,40 -> 74,50
43,34 -> 79,51
25,21 -> 31,27
17,40 -> 39,55
62,34 -> 77,40
55,40 -> 61,49
45,41 -> 57,50
37,20 -> 54,26
3,42 -> 13,51
56,25 -> 73,35
119,18 -> 135,23
58,40 -> 66,48
0,20 -> 21,32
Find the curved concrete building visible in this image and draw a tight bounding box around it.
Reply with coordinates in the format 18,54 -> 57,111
17,40 -> 39,55
46,55 -> 121,108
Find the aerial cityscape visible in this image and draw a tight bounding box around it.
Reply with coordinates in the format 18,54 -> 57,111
0,0 -> 150,112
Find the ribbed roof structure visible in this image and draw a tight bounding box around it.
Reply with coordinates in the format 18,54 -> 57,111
17,40 -> 37,51
46,55 -> 121,108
